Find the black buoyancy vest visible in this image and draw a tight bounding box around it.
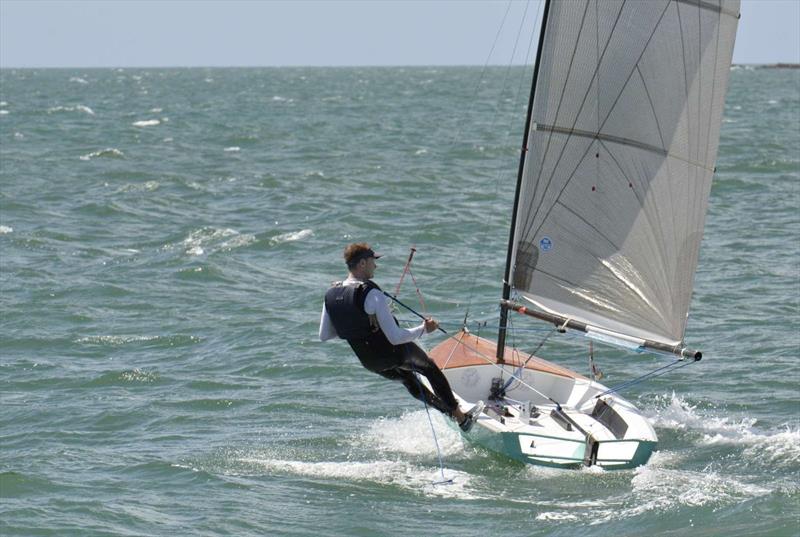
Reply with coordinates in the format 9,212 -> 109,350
324,280 -> 379,341
324,280 -> 403,372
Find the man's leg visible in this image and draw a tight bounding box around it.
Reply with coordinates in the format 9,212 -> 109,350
399,343 -> 460,417
377,366 -> 453,415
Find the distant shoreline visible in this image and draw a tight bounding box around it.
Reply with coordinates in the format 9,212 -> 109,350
755,63 -> 800,69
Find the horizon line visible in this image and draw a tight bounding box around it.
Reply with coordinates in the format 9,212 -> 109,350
1,62 -> 796,70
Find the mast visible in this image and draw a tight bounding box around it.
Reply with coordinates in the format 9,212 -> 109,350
497,0 -> 551,361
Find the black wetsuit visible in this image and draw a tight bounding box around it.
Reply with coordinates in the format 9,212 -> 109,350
324,280 -> 459,416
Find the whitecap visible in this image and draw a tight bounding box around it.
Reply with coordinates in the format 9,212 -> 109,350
0,110 -> 8,116
149,107 -> 163,113
180,227 -> 253,256
223,146 -> 241,152
415,148 -> 428,155
269,229 -> 313,245
132,119 -> 160,127
0,225 -> 13,234
75,335 -> 160,345
79,148 -> 125,161
219,233 -> 256,251
767,99 -> 778,105
536,512 -> 579,522
0,101 -> 7,106
14,132 -> 24,139
70,77 -> 89,84
115,181 -> 159,193
47,105 -> 95,115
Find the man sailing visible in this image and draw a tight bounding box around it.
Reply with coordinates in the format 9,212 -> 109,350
319,243 -> 484,432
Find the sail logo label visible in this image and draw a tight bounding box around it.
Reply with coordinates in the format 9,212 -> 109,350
539,237 -> 553,252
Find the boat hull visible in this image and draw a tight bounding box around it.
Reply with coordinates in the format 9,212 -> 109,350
429,330 -> 658,470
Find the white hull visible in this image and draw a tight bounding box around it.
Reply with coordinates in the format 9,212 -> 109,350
430,331 -> 657,470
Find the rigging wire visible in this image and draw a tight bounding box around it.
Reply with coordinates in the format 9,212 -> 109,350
459,0 -> 544,326
594,357 -> 700,399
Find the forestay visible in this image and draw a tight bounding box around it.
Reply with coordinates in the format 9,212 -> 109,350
509,0 -> 740,347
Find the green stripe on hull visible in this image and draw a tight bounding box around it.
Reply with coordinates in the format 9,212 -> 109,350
465,425 -> 657,470
595,440 -> 657,470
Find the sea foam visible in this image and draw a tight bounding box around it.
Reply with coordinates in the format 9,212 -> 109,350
132,119 -> 160,127
48,105 -> 95,115
80,148 -> 125,161
270,229 -> 313,245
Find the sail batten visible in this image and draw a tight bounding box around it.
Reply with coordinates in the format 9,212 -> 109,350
533,123 -> 715,170
507,0 -> 740,347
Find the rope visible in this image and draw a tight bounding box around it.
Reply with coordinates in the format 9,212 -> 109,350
411,363 -> 453,486
595,358 -> 700,399
502,325 -> 558,392
385,292 -> 554,403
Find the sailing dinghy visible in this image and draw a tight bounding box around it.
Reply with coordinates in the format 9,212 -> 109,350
428,0 -> 740,470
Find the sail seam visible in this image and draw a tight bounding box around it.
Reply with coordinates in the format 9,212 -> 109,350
554,200 -> 618,251
523,0 -> 594,238
521,0 -> 625,240
633,64 -> 676,300
595,138 -> 673,312
525,1 -> 673,242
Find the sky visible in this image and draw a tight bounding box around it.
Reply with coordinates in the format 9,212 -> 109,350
1,0 -> 798,68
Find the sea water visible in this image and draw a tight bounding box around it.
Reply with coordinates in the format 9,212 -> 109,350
1,66 -> 798,536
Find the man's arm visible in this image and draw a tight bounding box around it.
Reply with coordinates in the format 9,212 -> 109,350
319,302 -> 338,341
364,289 -> 426,345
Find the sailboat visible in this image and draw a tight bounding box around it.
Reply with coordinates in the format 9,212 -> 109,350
428,0 -> 740,469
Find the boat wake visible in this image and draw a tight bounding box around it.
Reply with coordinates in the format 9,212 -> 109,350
645,392 -> 800,468
356,410 -> 466,458
235,455 -> 475,498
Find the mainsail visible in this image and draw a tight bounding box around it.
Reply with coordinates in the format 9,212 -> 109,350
507,0 -> 740,348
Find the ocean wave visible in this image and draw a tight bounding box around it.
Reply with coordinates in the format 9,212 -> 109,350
269,229 -> 313,245
47,105 -> 95,115
79,148 -> 125,161
74,334 -> 200,346
86,368 -> 162,387
132,119 -> 160,127
0,110 -> 8,116
223,146 -> 241,152
233,454 -> 473,498
69,77 -> 89,84
0,225 -> 12,234
646,393 -> 800,467
179,227 -> 256,256
630,458 -> 771,509
114,181 -> 160,193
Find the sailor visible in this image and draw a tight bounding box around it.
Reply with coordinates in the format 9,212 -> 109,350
319,242 -> 483,432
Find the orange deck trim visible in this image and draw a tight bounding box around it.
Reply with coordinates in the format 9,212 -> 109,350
429,330 -> 585,380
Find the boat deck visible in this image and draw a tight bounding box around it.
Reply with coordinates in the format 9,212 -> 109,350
428,329 -> 586,380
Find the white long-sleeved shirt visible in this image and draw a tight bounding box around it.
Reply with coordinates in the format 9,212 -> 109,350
319,278 -> 426,345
